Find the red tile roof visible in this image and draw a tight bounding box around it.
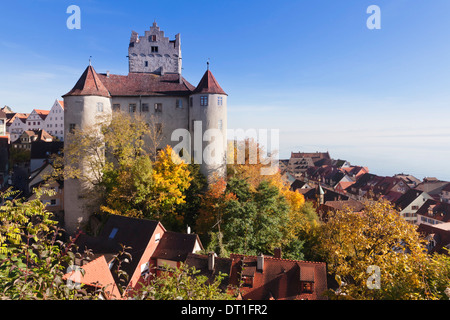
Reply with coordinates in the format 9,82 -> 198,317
33,109 -> 50,120
63,255 -> 121,299
229,254 -> 328,300
417,223 -> 450,255
97,72 -> 195,96
192,70 -> 227,95
63,65 -> 111,98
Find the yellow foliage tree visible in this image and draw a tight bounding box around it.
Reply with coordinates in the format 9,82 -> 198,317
317,199 -> 450,300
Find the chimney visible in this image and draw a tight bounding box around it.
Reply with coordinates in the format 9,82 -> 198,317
186,225 -> 191,234
106,70 -> 110,78
257,254 -> 264,273
208,252 -> 216,271
274,248 -> 282,259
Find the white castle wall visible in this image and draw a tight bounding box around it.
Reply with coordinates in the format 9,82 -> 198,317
64,95 -> 112,235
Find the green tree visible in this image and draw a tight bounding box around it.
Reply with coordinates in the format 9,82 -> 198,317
0,189 -> 102,299
220,178 -> 291,256
135,263 -> 237,300
101,146 -> 192,231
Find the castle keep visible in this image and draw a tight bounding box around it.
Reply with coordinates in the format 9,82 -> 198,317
63,22 -> 227,234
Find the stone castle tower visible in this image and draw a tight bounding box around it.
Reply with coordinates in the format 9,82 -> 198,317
63,23 -> 227,235
128,21 -> 181,75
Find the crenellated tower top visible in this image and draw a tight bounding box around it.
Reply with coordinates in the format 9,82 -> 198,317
128,22 -> 182,75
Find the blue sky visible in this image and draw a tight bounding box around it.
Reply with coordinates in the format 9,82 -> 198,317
1,0 -> 450,180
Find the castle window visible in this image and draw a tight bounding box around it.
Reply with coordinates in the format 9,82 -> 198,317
141,103 -> 149,112
129,104 -> 137,113
113,104 -> 121,111
149,35 -> 156,42
97,102 -> 104,112
154,103 -> 162,113
218,119 -> 223,130
176,99 -> 183,109
69,123 -> 76,133
145,61 -> 148,67
151,46 -> 158,53
218,96 -> 223,106
200,96 -> 208,106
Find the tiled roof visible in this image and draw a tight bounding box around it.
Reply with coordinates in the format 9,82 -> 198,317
394,189 -> 423,210
417,200 -> 450,223
63,255 -> 121,299
184,253 -> 233,291
75,215 -> 161,287
417,223 -> 450,255
291,152 -> 330,160
192,70 -> 227,95
229,254 -> 328,300
32,109 -> 50,120
7,113 -> 28,125
152,231 -> 203,261
63,65 -> 111,97
97,72 -> 195,96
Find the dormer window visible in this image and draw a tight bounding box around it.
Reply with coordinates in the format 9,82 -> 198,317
300,281 -> 314,294
242,276 -> 253,287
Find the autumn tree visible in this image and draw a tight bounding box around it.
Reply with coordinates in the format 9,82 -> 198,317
0,189 -> 103,299
100,146 -> 192,231
220,138 -> 316,259
316,199 -> 450,300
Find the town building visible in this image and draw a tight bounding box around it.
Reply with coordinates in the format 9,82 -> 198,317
44,100 -> 64,141
12,129 -> 53,151
5,99 -> 64,143
394,189 -> 433,224
227,252 -> 328,300
65,214 -> 203,299
417,223 -> 450,255
416,199 -> 450,226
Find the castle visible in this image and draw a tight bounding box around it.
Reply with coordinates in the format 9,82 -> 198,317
63,22 -> 228,235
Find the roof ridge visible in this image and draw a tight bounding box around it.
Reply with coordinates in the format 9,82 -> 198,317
229,253 -> 326,265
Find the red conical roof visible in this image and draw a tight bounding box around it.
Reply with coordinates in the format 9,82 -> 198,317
63,65 -> 110,97
192,70 -> 227,95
